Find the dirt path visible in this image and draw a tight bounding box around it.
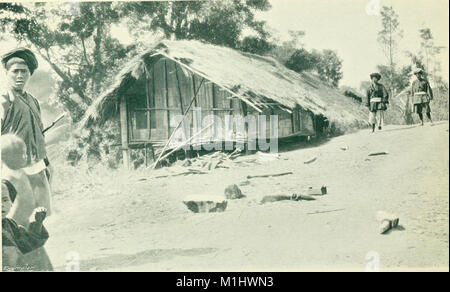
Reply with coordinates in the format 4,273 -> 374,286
45,122 -> 449,271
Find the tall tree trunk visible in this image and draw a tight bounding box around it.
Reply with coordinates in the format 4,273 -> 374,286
92,4 -> 104,95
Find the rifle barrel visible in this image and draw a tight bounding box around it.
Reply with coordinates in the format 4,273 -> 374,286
42,113 -> 66,134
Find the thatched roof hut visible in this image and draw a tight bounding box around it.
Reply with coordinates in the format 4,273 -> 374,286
80,40 -> 367,167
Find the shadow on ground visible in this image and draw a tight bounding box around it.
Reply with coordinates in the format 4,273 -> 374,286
277,136 -> 331,153
56,247 -> 219,271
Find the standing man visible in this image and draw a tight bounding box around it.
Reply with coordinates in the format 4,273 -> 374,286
1,48 -> 52,214
411,68 -> 433,126
1,48 -> 54,271
366,73 -> 389,132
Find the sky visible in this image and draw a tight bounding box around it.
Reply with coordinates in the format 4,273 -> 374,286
257,0 -> 449,88
1,0 -> 449,91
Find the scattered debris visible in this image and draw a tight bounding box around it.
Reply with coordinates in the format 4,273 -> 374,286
239,180 -> 251,187
307,208 -> 346,215
227,148 -> 243,160
306,186 -> 327,196
178,151 -> 243,172
208,160 -> 221,171
292,194 -> 316,201
260,193 -> 315,204
183,195 -> 228,213
224,184 -> 245,199
368,151 -> 389,156
247,172 -> 293,179
152,168 -> 208,179
304,156 -> 317,164
340,145 -> 349,151
261,195 -> 291,204
376,211 -> 400,234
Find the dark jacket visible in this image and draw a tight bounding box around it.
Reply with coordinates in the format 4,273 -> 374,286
366,83 -> 389,112
2,218 -> 49,254
411,79 -> 433,104
1,90 -> 47,165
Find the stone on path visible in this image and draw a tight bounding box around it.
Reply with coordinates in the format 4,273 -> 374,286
224,184 -> 245,199
183,195 -> 227,213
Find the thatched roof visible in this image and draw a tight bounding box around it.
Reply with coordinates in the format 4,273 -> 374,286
80,40 -> 367,130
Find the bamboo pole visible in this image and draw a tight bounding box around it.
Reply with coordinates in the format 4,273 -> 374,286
151,77 -> 205,169
120,95 -> 130,169
148,121 -> 214,169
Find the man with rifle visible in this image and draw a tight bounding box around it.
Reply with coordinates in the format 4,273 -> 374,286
411,68 -> 433,126
1,47 -> 60,271
1,48 -> 55,214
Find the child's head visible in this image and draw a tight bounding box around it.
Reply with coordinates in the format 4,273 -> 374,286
1,184 -> 14,218
1,134 -> 27,170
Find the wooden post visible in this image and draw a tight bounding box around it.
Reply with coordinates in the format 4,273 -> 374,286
164,59 -> 171,140
241,101 -> 249,155
120,95 -> 130,169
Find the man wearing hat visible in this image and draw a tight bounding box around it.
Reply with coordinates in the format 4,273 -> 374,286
411,68 -> 433,125
366,72 -> 389,132
1,48 -> 52,215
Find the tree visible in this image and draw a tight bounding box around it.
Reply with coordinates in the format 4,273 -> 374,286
419,27 -> 445,81
376,64 -> 411,93
1,2 -> 138,163
377,6 -> 403,95
123,0 -> 272,50
1,2 -> 134,123
270,30 -> 305,64
284,48 -> 319,72
239,36 -> 274,55
315,49 -> 343,87
283,48 -> 343,88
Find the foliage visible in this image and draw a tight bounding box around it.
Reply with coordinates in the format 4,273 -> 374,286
376,64 -> 411,93
239,36 -> 275,55
315,49 -> 343,87
122,0 -> 272,50
285,48 -> 319,73
284,48 -> 343,88
377,6 -> 403,94
418,27 -> 445,82
340,86 -> 363,103
1,2 -> 135,122
269,30 -> 305,64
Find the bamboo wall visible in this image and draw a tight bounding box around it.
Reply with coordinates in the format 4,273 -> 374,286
123,57 -> 316,150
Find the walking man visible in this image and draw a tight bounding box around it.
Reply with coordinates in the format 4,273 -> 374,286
411,68 -> 433,126
366,73 -> 389,132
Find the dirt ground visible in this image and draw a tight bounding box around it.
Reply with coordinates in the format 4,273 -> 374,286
45,122 -> 449,272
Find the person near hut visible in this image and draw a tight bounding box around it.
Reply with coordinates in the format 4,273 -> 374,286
366,73 -> 389,132
411,68 -> 433,126
0,48 -> 53,214
1,134 -> 52,271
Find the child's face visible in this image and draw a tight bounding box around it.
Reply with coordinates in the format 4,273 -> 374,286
19,145 -> 27,168
2,190 -> 13,218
